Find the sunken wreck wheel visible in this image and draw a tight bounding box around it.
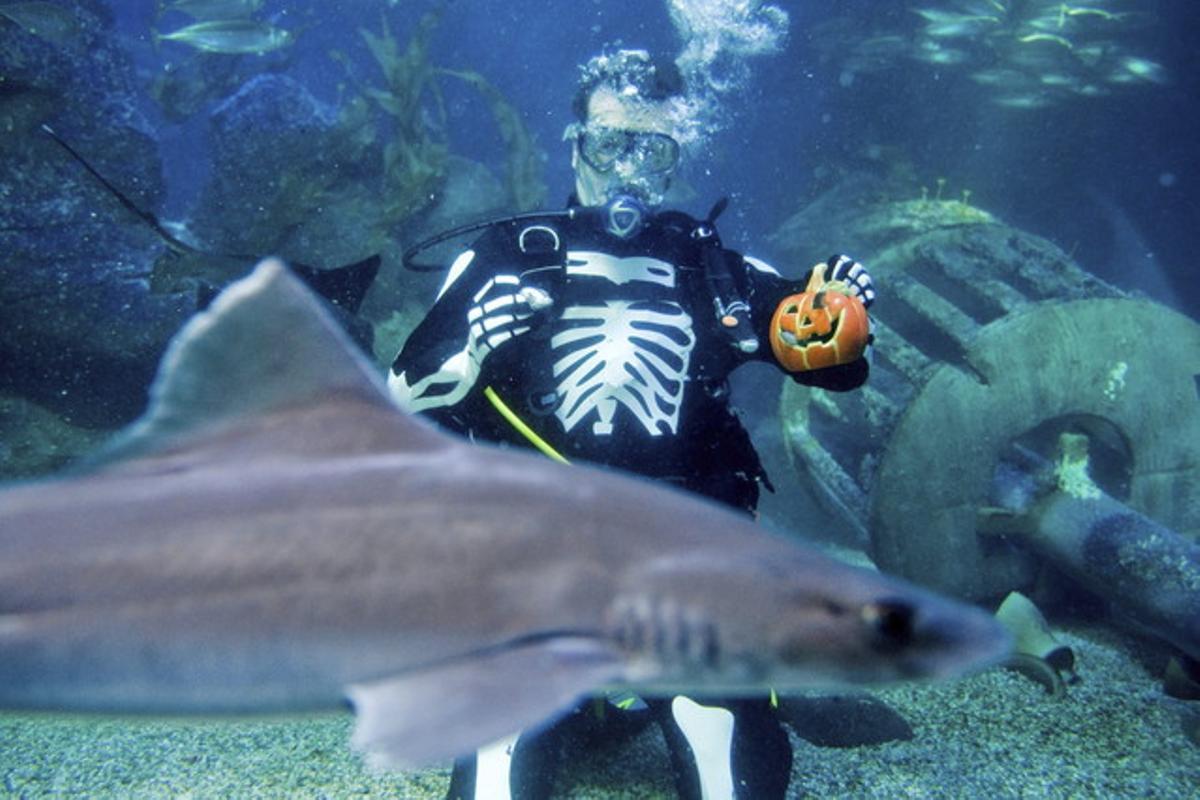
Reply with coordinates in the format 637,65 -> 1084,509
779,216 -> 1200,601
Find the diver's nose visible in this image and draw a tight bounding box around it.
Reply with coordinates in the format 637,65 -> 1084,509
614,158 -> 641,179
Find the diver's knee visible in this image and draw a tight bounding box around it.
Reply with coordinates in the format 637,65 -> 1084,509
473,733 -> 518,800
671,696 -> 736,799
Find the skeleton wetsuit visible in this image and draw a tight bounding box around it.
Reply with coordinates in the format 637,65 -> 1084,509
390,206 -> 867,513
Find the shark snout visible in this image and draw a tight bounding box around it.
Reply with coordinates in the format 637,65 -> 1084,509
898,597 -> 1013,680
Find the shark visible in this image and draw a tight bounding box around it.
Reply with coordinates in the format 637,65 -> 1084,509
0,259 -> 1011,768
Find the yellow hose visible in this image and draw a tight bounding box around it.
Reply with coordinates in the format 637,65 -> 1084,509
483,386 -> 570,465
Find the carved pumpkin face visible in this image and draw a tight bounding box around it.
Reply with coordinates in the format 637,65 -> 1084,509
769,289 -> 870,373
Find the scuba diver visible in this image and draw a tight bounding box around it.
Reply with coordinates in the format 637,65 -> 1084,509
390,49 -> 876,800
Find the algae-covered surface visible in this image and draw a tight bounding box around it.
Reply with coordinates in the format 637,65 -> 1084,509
3,628 -> 1196,798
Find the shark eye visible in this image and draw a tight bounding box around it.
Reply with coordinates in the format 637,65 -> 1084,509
862,598 -> 915,651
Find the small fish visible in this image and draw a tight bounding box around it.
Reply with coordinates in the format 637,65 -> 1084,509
969,68 -> 1029,87
0,260 -> 1011,769
992,94 -> 1052,110
0,1 -> 80,45
912,8 -> 976,25
914,9 -> 1000,39
1017,32 -> 1074,50
1061,5 -> 1126,24
159,0 -> 264,21
155,19 -> 291,54
1073,41 -> 1114,64
912,39 -> 970,66
1071,82 -> 1109,98
1038,72 -> 1080,89
1114,56 -> 1167,84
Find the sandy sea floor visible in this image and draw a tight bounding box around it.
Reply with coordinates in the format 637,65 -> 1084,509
2,626 -> 1198,798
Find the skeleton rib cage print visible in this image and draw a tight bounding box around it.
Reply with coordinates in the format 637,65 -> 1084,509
553,251 -> 695,436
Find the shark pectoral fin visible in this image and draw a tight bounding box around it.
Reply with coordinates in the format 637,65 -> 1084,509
347,635 -> 624,770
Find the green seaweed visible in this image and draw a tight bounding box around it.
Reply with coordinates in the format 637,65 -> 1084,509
355,10 -> 546,216
359,10 -> 448,223
178,9 -> 545,270
906,176 -> 993,229
439,67 -> 547,210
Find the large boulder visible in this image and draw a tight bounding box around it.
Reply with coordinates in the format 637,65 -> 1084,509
0,0 -> 189,429
191,75 -> 382,270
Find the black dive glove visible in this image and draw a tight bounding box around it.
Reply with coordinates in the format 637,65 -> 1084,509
825,254 -> 875,308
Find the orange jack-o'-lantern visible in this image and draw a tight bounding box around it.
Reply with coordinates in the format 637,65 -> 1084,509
769,288 -> 870,373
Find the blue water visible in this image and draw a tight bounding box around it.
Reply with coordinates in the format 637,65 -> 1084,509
3,2 -> 1200,795
97,0 -> 1198,310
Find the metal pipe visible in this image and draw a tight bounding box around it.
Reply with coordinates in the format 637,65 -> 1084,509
984,434 -> 1200,660
1027,490 -> 1200,661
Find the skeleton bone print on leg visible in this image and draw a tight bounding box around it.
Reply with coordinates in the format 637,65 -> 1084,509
552,252 -> 696,436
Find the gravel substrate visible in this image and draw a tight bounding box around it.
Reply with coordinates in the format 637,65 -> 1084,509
784,629 -> 1199,798
2,628 -> 1197,798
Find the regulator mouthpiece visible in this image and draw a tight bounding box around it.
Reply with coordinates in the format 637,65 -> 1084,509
604,194 -> 648,239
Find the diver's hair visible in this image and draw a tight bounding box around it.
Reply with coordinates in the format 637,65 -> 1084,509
572,49 -> 686,122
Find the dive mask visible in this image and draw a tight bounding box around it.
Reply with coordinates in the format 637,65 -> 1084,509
577,126 -> 681,176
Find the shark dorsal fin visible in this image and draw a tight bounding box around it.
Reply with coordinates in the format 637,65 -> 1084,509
95,258 -> 449,466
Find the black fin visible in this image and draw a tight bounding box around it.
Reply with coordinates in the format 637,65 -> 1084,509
289,254 -> 381,315
195,280 -> 220,311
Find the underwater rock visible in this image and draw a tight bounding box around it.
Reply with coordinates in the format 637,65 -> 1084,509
412,155 -> 509,238
361,155 -> 511,326
0,0 -> 189,429
1,0 -> 163,247
0,393 -> 107,479
191,74 -> 378,267
0,257 -> 192,430
0,393 -> 108,479
148,48 -> 286,124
